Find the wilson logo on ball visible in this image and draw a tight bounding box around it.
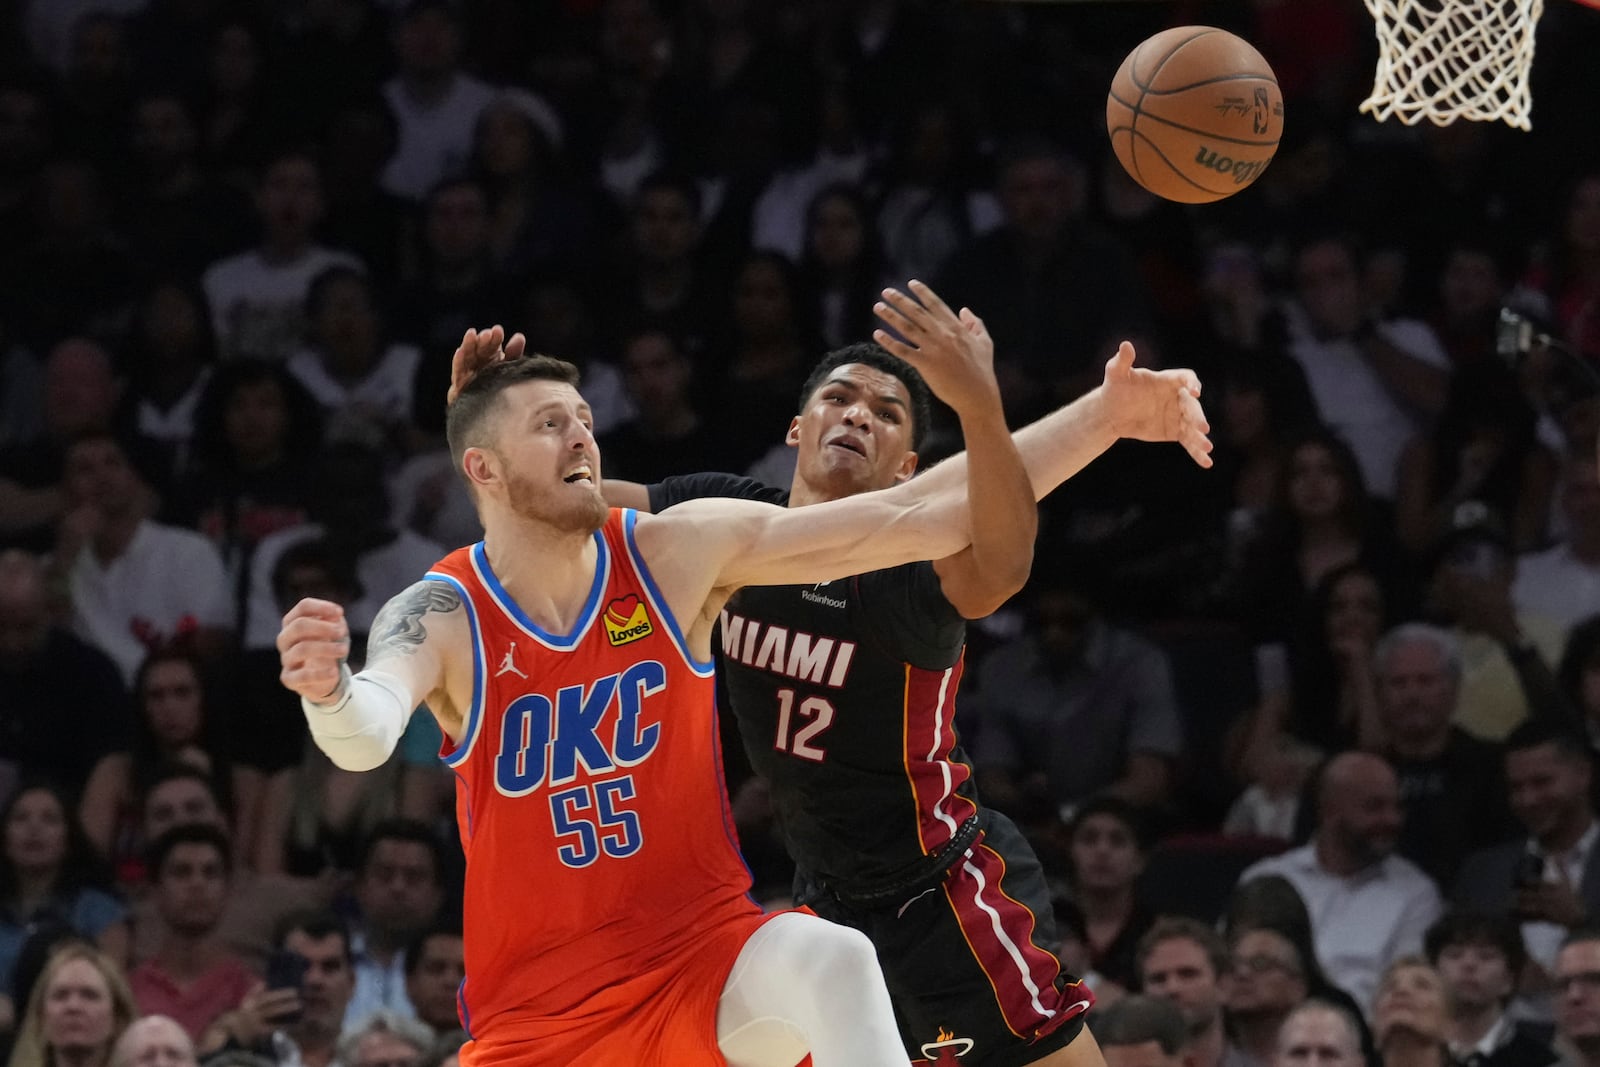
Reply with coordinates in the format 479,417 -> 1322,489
1193,149 -> 1269,184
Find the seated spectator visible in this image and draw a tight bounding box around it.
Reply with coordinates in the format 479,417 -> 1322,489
1273,1000 -> 1366,1067
197,911 -> 355,1067
128,768 -> 329,973
6,944 -> 137,1067
201,150 -> 364,364
1365,623 -> 1516,886
1424,910 -> 1558,1067
1420,519 -> 1572,742
124,280 -> 219,482
78,648 -> 234,886
593,330 -> 717,485
1454,722 -> 1600,1005
378,0 -> 497,203
241,442 -> 442,654
1513,455 -> 1600,631
1227,562 -> 1394,799
974,574 -> 1184,822
1227,926 -> 1311,1067
0,783 -> 128,993
469,94 -> 591,282
109,1015 -> 197,1067
1372,958 -> 1452,1067
1057,798 -> 1156,996
393,178 -> 501,372
401,925 -> 462,1040
1239,752 -> 1443,1014
336,1011 -> 432,1067
1238,429 -> 1410,653
56,434 -> 232,684
1135,918 -> 1247,1067
1092,994 -> 1190,1067
1558,617 -> 1600,785
1280,233 -> 1451,501
1556,927 -> 1600,1067
126,826 -> 254,1041
343,822 -> 445,1031
0,550 -> 129,798
0,338 -> 140,554
798,183 -> 893,351
1222,876 -> 1374,1048
1394,360 -> 1557,557
175,361 -> 322,603
286,268 -> 422,452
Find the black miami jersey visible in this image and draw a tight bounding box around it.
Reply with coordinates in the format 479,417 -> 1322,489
650,472 -> 976,897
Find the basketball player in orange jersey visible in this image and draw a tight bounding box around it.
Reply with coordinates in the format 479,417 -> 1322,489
443,283 -> 1212,1067
275,306 -> 1076,1066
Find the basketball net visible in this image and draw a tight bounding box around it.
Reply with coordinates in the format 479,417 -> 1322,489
1359,0 -> 1543,129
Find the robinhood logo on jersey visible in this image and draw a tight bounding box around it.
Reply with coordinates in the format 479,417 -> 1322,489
603,594 -> 654,646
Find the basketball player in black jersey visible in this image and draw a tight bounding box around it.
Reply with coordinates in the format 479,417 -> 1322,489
444,283 -> 1212,1067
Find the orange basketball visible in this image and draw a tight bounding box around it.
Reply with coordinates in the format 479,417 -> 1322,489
1106,26 -> 1284,204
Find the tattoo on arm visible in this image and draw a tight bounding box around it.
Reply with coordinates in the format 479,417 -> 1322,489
366,581 -> 462,661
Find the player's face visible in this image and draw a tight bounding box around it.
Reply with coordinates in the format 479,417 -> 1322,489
484,381 -> 607,534
788,364 -> 917,499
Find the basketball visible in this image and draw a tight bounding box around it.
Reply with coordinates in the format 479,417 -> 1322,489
1106,26 -> 1284,204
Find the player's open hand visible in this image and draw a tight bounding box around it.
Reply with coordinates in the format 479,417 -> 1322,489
277,598 -> 352,704
1098,342 -> 1213,468
447,325 -> 527,406
872,280 -> 1001,418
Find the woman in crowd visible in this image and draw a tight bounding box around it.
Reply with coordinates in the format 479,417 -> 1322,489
0,787 -> 126,999
1372,958 -> 1452,1067
6,943 -> 137,1067
77,648 -> 234,887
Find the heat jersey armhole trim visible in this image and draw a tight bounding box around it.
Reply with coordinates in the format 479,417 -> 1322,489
621,509 -> 716,677
469,535 -> 609,650
426,571 -> 486,767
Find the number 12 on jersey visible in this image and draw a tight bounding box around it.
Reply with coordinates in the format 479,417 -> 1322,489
774,689 -> 835,762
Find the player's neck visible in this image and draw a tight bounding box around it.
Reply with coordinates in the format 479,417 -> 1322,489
482,512 -> 602,631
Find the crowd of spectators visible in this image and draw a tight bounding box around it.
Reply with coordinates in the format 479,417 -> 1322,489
1,0 -> 1600,1064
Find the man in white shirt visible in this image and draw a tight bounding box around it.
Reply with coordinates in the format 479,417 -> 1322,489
378,0 -> 498,202
59,434 -> 232,682
1284,235 -> 1451,499
202,150 -> 364,363
1239,751 -> 1443,1014
1513,455 -> 1600,630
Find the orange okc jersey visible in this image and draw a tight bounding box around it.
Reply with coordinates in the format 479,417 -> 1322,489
426,510 -> 767,1065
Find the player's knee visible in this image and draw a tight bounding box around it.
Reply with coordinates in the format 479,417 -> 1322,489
795,920 -> 881,988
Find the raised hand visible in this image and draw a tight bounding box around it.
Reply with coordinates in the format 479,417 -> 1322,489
277,598 -> 352,704
872,280 -> 1002,417
1098,342 -> 1213,468
447,325 -> 528,406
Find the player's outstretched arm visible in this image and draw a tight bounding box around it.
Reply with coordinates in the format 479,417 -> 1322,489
639,294 -> 1010,595
890,340 -> 1212,507
875,281 -> 1036,618
277,582 -> 459,771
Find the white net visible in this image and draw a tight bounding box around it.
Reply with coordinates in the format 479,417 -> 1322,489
1360,0 -> 1544,129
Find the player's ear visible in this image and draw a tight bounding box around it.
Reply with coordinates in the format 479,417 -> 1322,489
892,450 -> 918,485
462,447 -> 499,490
785,416 -> 802,447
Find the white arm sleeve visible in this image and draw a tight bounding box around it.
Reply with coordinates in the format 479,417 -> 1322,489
300,668 -> 413,772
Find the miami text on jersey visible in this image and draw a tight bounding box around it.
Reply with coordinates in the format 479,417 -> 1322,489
719,610 -> 858,688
